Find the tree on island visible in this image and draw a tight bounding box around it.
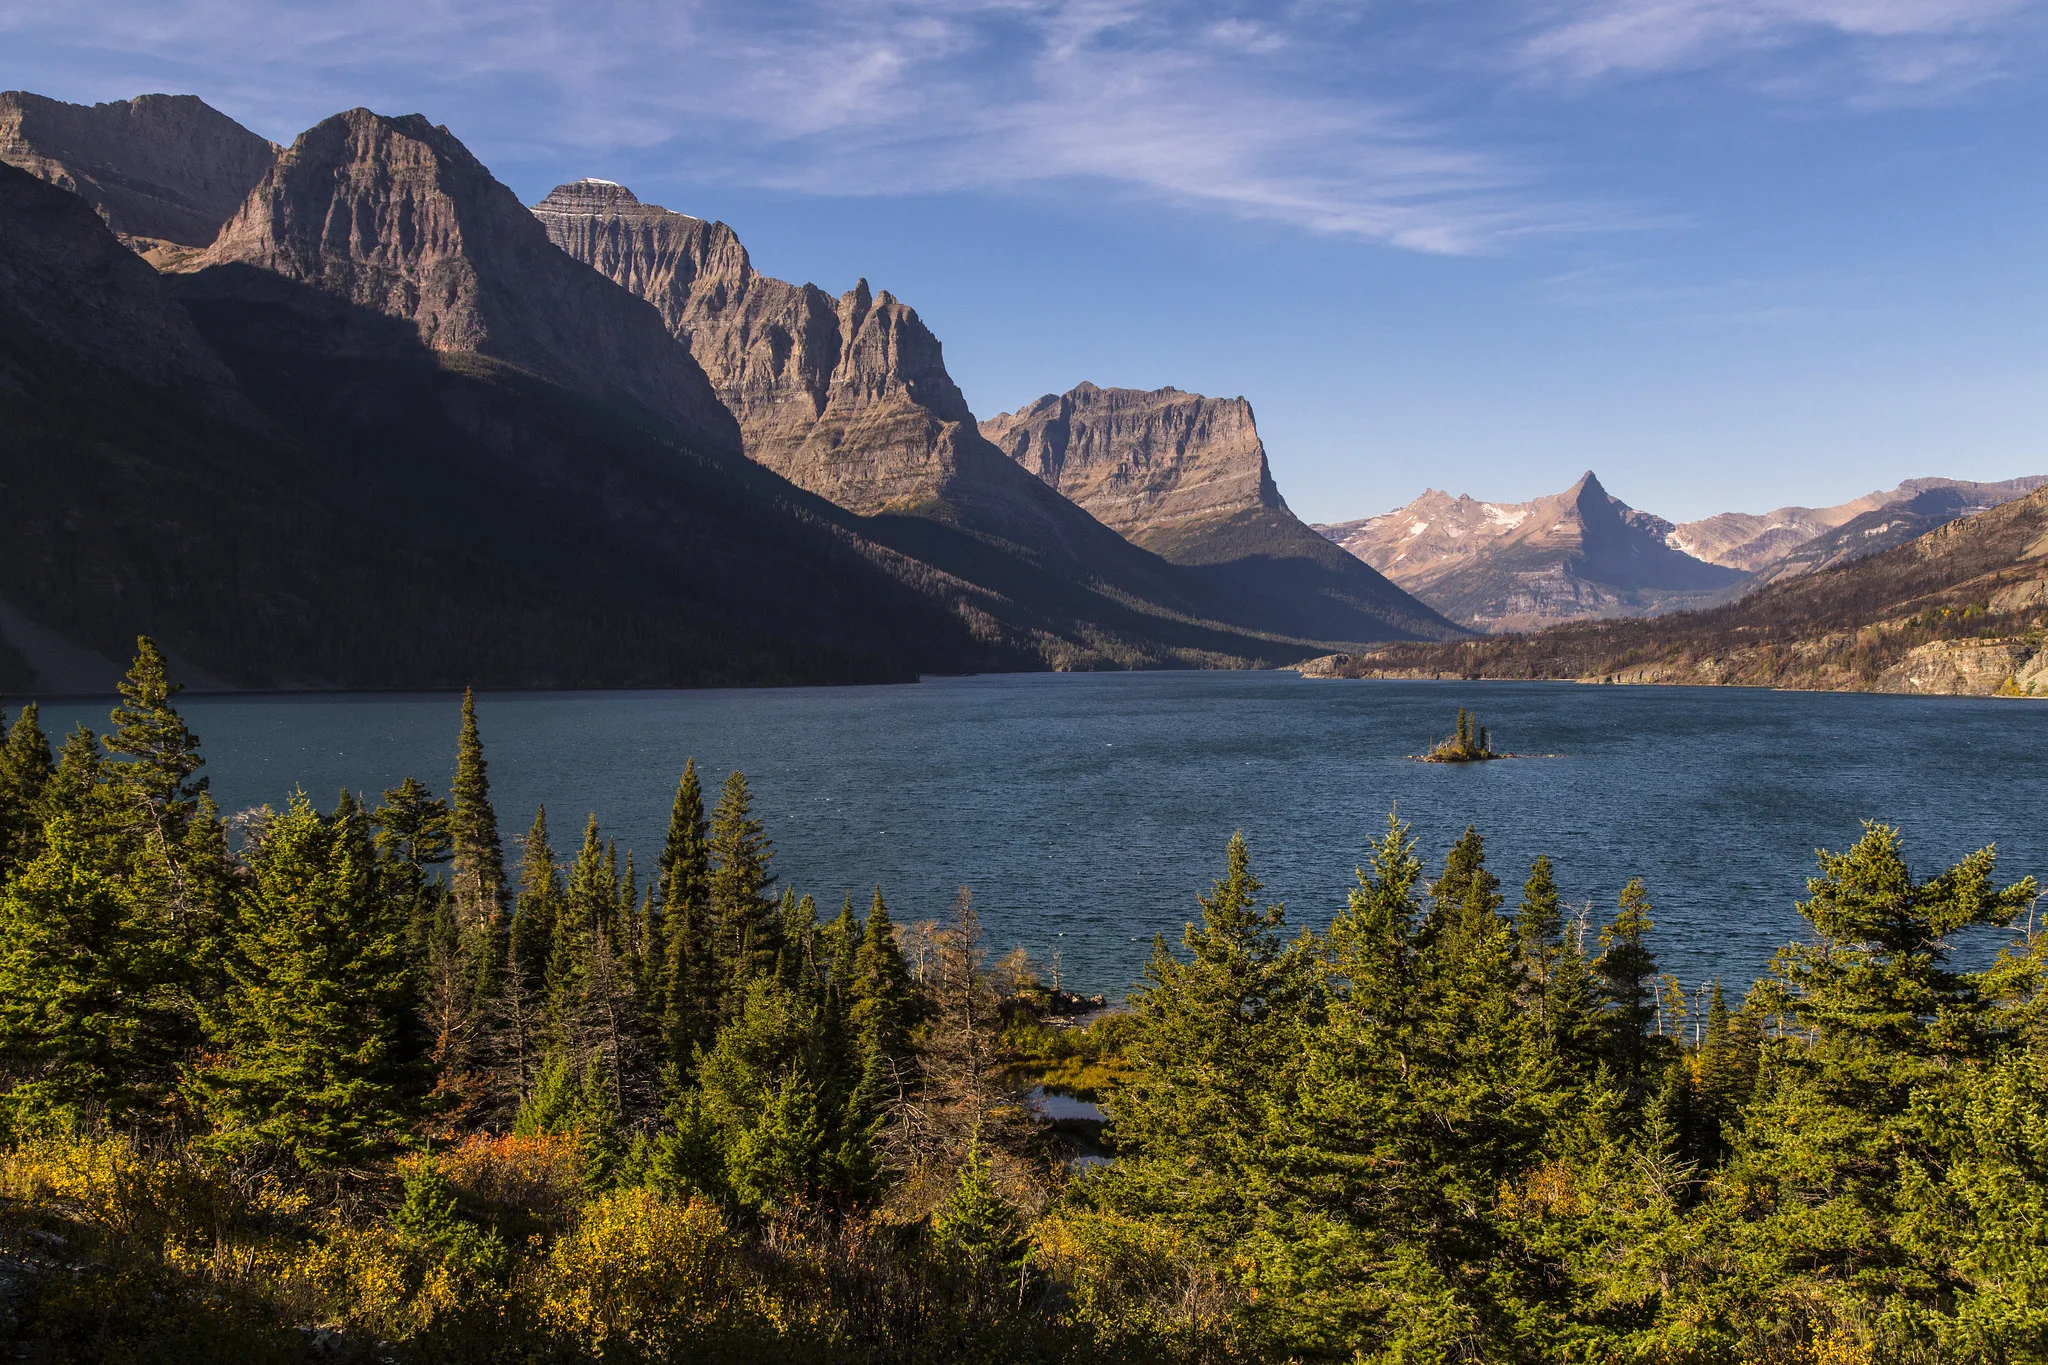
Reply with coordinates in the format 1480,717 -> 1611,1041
1423,707 -> 1502,762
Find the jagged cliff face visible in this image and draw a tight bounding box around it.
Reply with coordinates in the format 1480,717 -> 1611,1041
193,120 -> 737,450
1319,472 -> 1745,631
978,383 -> 1286,545
535,182 -> 1460,645
0,91 -> 276,256
533,178 -> 1011,519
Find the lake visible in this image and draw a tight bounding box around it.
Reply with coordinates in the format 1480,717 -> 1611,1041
22,672 -> 2048,1000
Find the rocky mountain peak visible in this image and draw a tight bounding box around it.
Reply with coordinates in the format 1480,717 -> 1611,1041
194,115 -> 737,448
978,383 -> 1286,542
532,183 -> 993,512
0,90 -> 278,254
1317,472 -> 1742,630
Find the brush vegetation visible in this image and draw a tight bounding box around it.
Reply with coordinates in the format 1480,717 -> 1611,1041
3,643 -> 2048,1362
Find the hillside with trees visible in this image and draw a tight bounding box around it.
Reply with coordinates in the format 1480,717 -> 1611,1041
3,646 -> 2048,1361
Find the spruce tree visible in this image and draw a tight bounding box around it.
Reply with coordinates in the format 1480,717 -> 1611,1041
0,816 -> 181,1125
656,763 -> 712,1057
190,793 -> 413,1172
1425,825 -> 1500,953
1595,877 -> 1662,1104
0,703 -> 53,879
500,807 -> 560,1103
41,726 -> 104,827
448,689 -> 506,940
1106,833 -> 1314,1257
1517,855 -> 1563,1007
103,638 -> 207,935
707,770 -> 779,1015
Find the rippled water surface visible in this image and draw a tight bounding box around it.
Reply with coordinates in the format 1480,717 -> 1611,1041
28,672 -> 2048,997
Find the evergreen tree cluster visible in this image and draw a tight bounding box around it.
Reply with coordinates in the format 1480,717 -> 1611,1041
4,643 -> 2048,1363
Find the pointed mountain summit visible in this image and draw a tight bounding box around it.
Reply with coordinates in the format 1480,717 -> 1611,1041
0,90 -> 277,255
194,117 -> 739,450
981,382 -> 1456,642
1319,471 -> 1744,631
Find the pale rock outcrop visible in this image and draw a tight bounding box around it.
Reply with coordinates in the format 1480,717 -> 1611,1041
194,118 -> 738,450
532,179 -> 1043,530
0,91 -> 277,256
978,383 -> 1286,544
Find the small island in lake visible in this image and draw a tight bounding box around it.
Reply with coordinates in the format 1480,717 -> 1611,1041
1419,707 -> 1505,762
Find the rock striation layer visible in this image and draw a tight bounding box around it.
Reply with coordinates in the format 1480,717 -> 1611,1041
0,91 -> 277,254
534,179 -> 1055,534
979,383 -> 1286,542
1318,472 -> 1744,631
534,180 -> 1460,646
195,121 -> 738,450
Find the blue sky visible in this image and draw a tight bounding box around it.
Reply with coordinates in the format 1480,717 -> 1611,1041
5,0 -> 2045,523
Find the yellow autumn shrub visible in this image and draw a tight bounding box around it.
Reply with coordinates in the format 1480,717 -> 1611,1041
540,1187 -> 748,1355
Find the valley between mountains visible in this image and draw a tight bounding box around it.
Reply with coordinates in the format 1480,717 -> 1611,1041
1,89 -> 2038,696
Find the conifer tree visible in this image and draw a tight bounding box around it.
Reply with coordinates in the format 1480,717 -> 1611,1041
0,703 -> 54,878
1516,854 -> 1563,1011
448,689 -> 506,940
190,793 -> 413,1172
0,816 -> 182,1125
1595,878 -> 1663,1104
707,770 -> 779,1015
850,888 -> 917,1071
1106,834 -> 1313,1254
657,763 -> 714,1065
41,726 -> 104,827
1425,824 -> 1500,953
104,639 -> 207,935
498,807 -> 560,1103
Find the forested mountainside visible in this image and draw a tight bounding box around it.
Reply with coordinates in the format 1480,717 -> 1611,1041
1317,471 -> 1744,630
4,649 -> 2048,1361
1309,482 -> 2048,695
0,95 -> 1460,693
535,181 -> 1460,648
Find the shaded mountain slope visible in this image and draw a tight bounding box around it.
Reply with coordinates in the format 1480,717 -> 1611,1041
0,158 -> 1019,692
1311,483 -> 2048,696
0,90 -> 277,255
535,181 -> 1455,649
1318,472 -> 1744,630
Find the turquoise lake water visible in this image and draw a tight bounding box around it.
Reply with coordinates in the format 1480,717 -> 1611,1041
23,672 -> 2048,999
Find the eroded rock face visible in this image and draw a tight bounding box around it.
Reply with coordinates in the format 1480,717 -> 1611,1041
1666,477 -> 2046,573
532,178 -> 1015,518
195,119 -> 738,450
0,91 -> 277,253
978,383 -> 1286,544
1318,472 -> 1744,631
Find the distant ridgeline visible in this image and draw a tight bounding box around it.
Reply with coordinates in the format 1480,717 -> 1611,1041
3,641 -> 2048,1359
1303,481 -> 2048,699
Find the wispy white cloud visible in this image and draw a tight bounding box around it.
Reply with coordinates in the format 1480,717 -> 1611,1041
1517,0 -> 2048,98
1,0 -> 2044,253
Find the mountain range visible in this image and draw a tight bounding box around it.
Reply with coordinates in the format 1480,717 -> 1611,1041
1309,479 -> 2048,697
0,92 -> 1456,692
1317,472 -> 2045,632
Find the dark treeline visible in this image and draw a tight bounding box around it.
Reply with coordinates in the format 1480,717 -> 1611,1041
2,641 -> 2047,1363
